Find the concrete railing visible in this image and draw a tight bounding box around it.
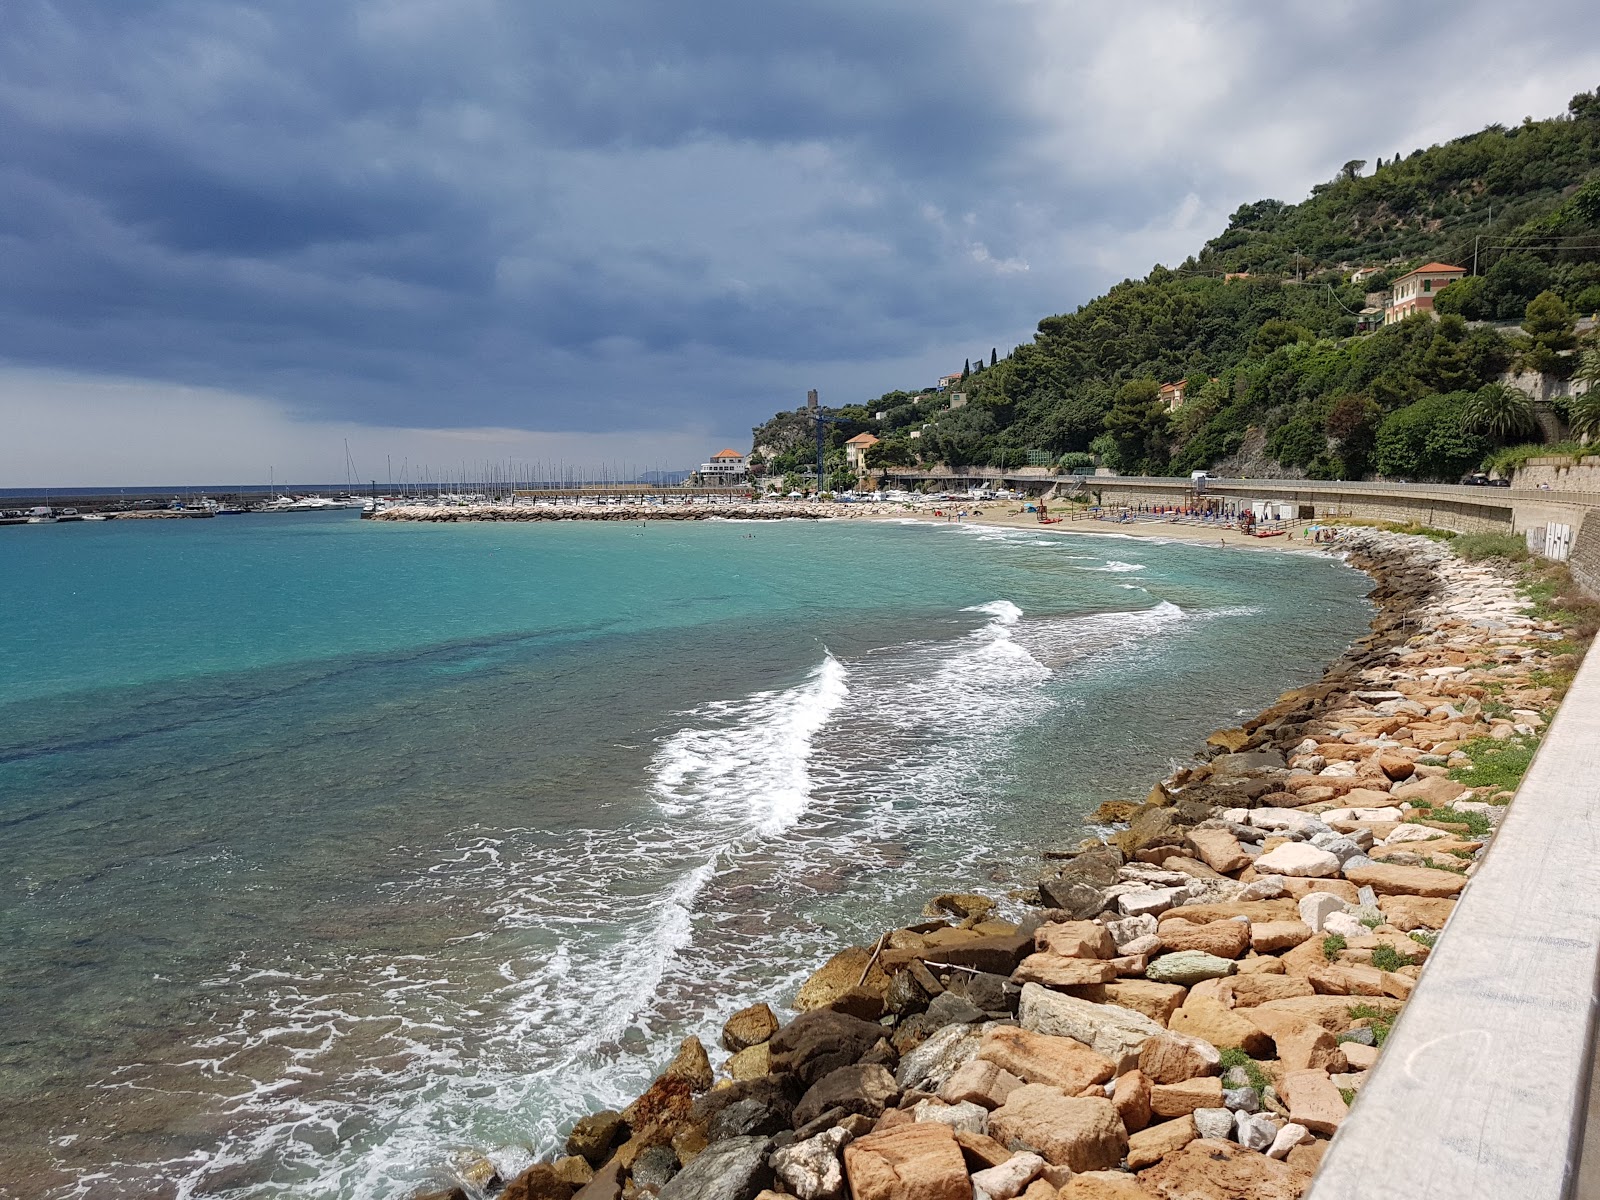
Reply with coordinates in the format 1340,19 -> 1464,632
1309,646 -> 1600,1199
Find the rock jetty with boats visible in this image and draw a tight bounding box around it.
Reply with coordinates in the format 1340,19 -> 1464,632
415,528 -> 1580,1200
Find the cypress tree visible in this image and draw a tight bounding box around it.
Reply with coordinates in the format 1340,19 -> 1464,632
990,347 -> 997,366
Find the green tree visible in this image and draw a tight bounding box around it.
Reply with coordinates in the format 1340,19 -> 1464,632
1463,383 -> 1537,444
1248,320 -> 1313,358
1374,392 -> 1490,480
1523,290 -> 1577,375
1419,330 -> 1475,392
1433,275 -> 1489,320
1571,350 -> 1600,440
1103,379 -> 1167,471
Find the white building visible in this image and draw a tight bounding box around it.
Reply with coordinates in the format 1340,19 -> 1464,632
699,449 -> 748,478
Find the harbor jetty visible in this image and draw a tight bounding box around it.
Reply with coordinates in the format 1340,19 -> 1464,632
410,528 -> 1592,1200
365,500 -> 931,522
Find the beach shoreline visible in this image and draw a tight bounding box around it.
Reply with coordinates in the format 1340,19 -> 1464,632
401,525 -> 1583,1200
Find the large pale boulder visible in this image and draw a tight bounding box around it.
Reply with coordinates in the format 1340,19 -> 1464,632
970,1152 -> 1047,1200
771,1126 -> 849,1200
843,1122 -> 970,1200
895,1021 -> 990,1092
987,1085 -> 1128,1171
1246,1008 -> 1347,1073
977,1026 -> 1115,1094
1251,994 -> 1401,1033
1019,983 -> 1166,1074
1253,843 -> 1341,878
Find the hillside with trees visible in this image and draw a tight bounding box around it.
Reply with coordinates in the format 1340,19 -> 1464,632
751,88 -> 1600,487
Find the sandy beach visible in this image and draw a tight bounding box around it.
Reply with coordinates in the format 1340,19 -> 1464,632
901,503 -> 1328,555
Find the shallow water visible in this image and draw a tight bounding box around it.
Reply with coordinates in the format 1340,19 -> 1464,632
0,514 -> 1372,1197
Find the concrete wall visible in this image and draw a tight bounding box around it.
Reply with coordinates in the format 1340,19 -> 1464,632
1514,455 -> 1600,492
1570,512 -> 1600,598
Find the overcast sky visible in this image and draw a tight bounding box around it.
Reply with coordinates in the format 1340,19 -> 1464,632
3,1 -> 1598,485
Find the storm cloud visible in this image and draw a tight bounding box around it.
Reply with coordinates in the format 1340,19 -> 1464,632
2,0 -> 1598,480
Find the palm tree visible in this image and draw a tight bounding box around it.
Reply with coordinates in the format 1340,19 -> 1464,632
1464,383 -> 1537,444
1572,351 -> 1600,442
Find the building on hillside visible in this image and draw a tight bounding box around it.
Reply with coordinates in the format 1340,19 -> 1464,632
948,392 -> 968,409
698,449 -> 748,479
1354,306 -> 1385,333
1158,381 -> 1187,411
1350,265 -> 1384,284
844,433 -> 880,471
1384,263 -> 1466,325
937,372 -> 963,391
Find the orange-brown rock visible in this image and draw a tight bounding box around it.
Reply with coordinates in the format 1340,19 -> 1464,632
1138,1033 -> 1221,1085
1126,1115 -> 1198,1170
1167,998 -> 1272,1056
1112,1069 -> 1153,1133
1280,1069 -> 1348,1135
843,1121 -> 972,1200
1148,1077 -> 1224,1118
796,944 -> 891,1010
977,1026 -> 1116,1094
1037,921 -> 1117,959
1251,994 -> 1401,1033
1162,900 -> 1298,924
1014,953 -> 1121,988
1276,879 -> 1359,904
1234,956 -> 1287,977
987,1086 -> 1128,1171
1136,1138 -> 1312,1200
1157,919 -> 1251,960
1185,829 -> 1252,875
1102,981 -> 1187,1025
721,1002 -> 780,1052
1244,1009 -> 1347,1073
1306,965 -> 1387,997
1059,1171 -> 1158,1198
953,1129 -> 1013,1172
1249,921 -> 1312,954
1218,974 -> 1314,1008
1376,894 -> 1457,930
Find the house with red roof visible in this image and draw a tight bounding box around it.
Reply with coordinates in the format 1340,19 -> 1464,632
1384,263 -> 1466,325
843,432 -> 880,471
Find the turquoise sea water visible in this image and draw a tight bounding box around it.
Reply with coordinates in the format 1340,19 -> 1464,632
0,514 -> 1373,1198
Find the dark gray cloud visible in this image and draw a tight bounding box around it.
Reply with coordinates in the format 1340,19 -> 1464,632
1,0 -> 1597,455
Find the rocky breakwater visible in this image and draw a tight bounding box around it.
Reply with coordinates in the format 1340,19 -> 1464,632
367,501 -> 925,523
416,529 -> 1579,1200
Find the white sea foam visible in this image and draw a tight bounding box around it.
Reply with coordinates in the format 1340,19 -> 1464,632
651,655 -> 849,837
101,597 -> 1232,1200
